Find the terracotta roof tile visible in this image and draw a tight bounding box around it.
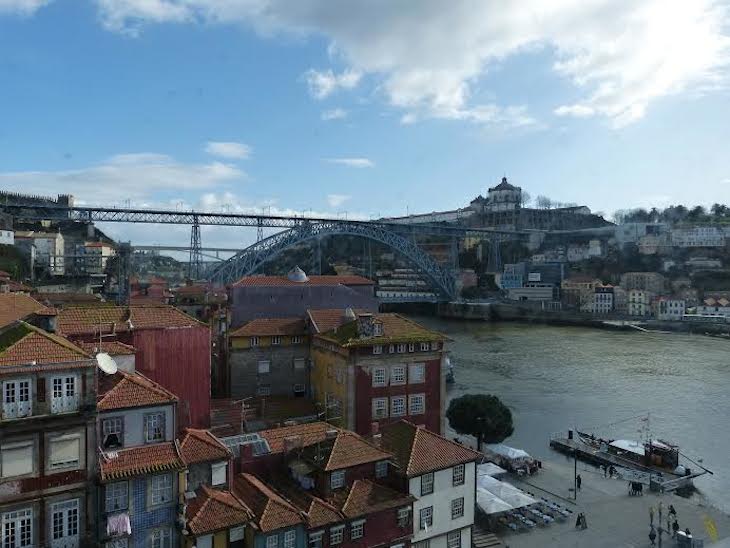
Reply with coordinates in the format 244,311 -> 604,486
317,313 -> 446,348
186,486 -> 252,535
258,422 -> 335,454
306,309 -> 368,334
0,294 -> 46,328
0,322 -> 91,368
267,477 -> 342,529
232,473 -> 304,532
230,318 -> 306,337
34,292 -> 104,306
297,429 -> 392,472
234,275 -> 373,287
180,428 -> 232,464
99,442 -> 185,481
381,420 -> 480,477
97,371 -> 178,411
77,340 -> 136,356
331,479 -> 414,519
56,304 -> 205,336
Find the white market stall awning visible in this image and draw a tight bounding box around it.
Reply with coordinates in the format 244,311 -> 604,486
484,443 -> 531,460
478,462 -> 508,478
476,488 -> 513,515
477,474 -> 537,512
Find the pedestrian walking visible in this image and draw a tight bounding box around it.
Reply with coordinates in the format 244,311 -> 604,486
603,465 -> 607,477
650,506 -> 655,526
576,474 -> 582,490
672,520 -> 679,538
658,501 -> 663,524
669,504 -> 676,518
581,513 -> 588,529
649,525 -> 657,546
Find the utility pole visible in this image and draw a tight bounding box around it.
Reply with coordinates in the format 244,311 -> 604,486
574,448 -> 578,500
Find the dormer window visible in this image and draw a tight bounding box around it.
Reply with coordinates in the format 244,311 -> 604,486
144,412 -> 165,443
373,323 -> 383,336
330,470 -> 345,489
102,417 -> 124,449
372,345 -> 383,355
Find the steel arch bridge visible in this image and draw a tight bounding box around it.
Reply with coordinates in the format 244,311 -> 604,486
209,220 -> 457,300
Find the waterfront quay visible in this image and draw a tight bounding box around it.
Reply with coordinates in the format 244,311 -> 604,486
499,457 -> 730,548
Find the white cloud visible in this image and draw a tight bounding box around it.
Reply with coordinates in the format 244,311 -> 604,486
91,0 -> 730,128
326,194 -> 350,207
321,108 -> 348,121
0,152 -> 244,205
304,69 -> 361,99
0,0 -> 50,15
722,178 -> 730,184
325,157 -> 374,168
205,141 -> 252,159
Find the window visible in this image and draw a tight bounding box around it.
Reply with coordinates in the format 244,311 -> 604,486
196,535 -> 213,548
413,543 -> 429,548
50,375 -> 79,414
212,462 -> 227,486
272,336 -> 281,346
51,499 -> 79,543
2,508 -> 33,548
372,367 -> 386,387
372,398 -> 388,420
408,343 -> 415,353
409,363 -> 425,384
451,497 -> 464,519
105,482 -> 128,512
372,345 -> 383,355
350,520 -> 365,540
390,366 -> 406,385
373,323 -> 383,336
420,342 -> 429,351
283,530 -> 295,548
106,539 -> 129,548
294,358 -> 306,370
397,507 -> 410,528
230,526 -> 245,542
388,344 -> 395,353
330,470 -> 345,489
266,536 -> 278,548
408,394 -> 425,415
257,385 -> 271,396
150,527 -> 172,548
49,433 -> 81,470
308,531 -> 323,548
330,526 -> 344,545
258,360 -> 271,374
150,474 -> 173,506
250,337 -> 259,347
2,378 -> 31,419
144,413 -> 165,443
375,460 -> 388,478
397,344 -> 406,353
390,396 -> 406,417
1,441 -> 33,478
452,464 -> 465,486
291,336 -> 302,344
421,472 -> 434,495
431,341 -> 439,351
447,531 -> 461,548
102,417 -> 124,449
419,507 -> 433,530
293,384 -> 306,394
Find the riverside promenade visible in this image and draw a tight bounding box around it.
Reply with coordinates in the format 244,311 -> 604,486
498,456 -> 730,548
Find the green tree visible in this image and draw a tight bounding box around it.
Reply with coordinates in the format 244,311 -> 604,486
446,394 -> 514,450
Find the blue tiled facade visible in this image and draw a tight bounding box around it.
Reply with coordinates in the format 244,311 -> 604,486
130,477 -> 178,548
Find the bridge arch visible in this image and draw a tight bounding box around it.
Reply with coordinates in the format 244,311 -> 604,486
209,220 -> 456,299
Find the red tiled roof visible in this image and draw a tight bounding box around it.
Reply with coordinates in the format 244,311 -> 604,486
234,275 -> 373,287
97,371 -> 177,411
230,318 -> 306,337
316,431 -> 392,472
210,399 -> 319,437
331,479 -> 414,519
0,293 -> 46,328
317,313 -> 446,348
180,428 -> 231,464
186,486 -> 252,535
258,422 -> 335,454
306,308 -> 368,334
232,473 -> 304,532
267,477 -> 342,528
56,304 -> 205,335
99,442 -> 185,481
77,340 -> 136,356
380,420 -> 480,477
0,322 -> 91,368
34,292 -> 105,306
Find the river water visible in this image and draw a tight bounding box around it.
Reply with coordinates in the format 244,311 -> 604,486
411,317 -> 730,513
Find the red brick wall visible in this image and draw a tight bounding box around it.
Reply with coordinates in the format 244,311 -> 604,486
354,358 -> 441,436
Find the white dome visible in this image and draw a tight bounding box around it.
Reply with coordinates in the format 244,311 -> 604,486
287,266 -> 309,283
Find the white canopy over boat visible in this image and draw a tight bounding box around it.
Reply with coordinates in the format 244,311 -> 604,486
609,439 -> 645,456
484,443 -> 531,460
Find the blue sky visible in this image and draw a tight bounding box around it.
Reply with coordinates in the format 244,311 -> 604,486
1,0 -> 730,246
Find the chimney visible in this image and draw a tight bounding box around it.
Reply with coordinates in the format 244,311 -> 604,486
356,313 -> 375,338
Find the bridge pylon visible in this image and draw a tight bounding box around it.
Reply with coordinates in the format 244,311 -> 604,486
188,216 -> 203,280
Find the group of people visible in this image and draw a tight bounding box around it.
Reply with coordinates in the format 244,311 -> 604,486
574,512 -> 588,530
601,464 -> 617,478
646,503 -> 691,545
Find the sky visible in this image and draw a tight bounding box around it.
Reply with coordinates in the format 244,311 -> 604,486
1,0 -> 730,248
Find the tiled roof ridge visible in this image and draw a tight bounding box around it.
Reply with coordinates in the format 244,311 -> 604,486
405,423 -> 420,476
180,428 -> 232,461
404,421 -> 481,475
199,484 -> 253,516
325,430 -> 391,470
97,370 -> 178,410
2,321 -> 91,362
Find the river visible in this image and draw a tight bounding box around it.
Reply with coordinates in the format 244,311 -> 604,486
411,316 -> 730,513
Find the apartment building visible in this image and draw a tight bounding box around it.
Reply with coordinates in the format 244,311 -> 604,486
0,321 -> 97,547
620,272 -> 666,294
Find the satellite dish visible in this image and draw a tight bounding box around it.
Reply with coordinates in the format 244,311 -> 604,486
96,352 -> 118,375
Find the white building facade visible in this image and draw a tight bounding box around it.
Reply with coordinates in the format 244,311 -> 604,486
671,227 -> 725,247
656,299 -> 686,321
